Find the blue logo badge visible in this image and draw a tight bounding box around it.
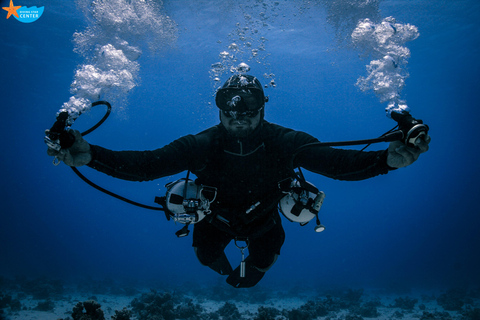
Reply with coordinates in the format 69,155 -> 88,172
14,6 -> 44,23
2,1 -> 44,23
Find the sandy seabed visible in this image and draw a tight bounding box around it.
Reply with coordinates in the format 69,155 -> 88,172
1,277 -> 479,320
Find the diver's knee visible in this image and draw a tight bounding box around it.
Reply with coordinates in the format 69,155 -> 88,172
254,254 -> 279,272
194,247 -> 211,266
194,247 -> 232,275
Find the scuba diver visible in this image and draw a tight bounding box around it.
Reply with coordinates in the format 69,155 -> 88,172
46,74 -> 430,288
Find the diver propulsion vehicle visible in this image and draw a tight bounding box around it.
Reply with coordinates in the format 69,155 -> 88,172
44,101 -> 429,235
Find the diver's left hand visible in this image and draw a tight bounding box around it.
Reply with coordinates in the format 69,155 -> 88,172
387,135 -> 431,169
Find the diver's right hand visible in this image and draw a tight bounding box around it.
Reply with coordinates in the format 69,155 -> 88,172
47,129 -> 92,167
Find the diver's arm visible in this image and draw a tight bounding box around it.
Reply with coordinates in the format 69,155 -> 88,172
286,129 -> 391,181
296,144 -> 391,181
47,126 -> 216,182
47,129 -> 198,181
294,132 -> 429,180
87,134 -> 200,182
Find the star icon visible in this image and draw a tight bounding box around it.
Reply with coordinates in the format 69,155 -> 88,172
2,0 -> 21,19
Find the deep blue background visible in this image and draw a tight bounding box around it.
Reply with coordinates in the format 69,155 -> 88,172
1,0 -> 479,291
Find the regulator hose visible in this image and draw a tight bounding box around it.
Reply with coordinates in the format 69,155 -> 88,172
70,167 -> 164,211
80,100 -> 112,136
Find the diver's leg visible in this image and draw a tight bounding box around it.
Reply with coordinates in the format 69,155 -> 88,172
194,248 -> 233,275
192,221 -> 233,275
226,220 -> 285,288
248,221 -> 285,271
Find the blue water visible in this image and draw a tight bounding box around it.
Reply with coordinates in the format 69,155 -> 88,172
1,0 -> 480,293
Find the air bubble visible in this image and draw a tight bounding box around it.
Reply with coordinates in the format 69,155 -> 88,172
236,62 -> 251,73
352,17 -> 419,116
61,0 -> 177,120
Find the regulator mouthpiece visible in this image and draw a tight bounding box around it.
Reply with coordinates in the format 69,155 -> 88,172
390,111 -> 429,148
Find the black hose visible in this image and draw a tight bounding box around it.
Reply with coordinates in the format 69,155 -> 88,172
292,129 -> 403,158
71,167 -> 164,211
80,101 -> 112,136
289,129 -> 404,183
69,100 -> 165,212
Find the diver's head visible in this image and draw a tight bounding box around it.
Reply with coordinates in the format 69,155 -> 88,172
215,74 -> 268,138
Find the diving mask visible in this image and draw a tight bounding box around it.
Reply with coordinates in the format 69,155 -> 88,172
215,88 -> 267,113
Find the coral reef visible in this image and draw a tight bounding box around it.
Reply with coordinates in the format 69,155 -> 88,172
33,299 -> 55,311
1,275 -> 480,320
285,299 -> 328,320
323,288 -> 365,310
72,300 -> 105,320
345,314 -> 364,320
131,289 -> 204,320
131,290 -> 175,320
391,296 -> 418,311
175,298 -> 204,319
278,289 -> 381,320
351,300 -> 381,317
254,306 -> 281,320
18,277 -> 64,300
419,310 -> 453,320
0,293 -> 22,312
463,307 -> 480,320
343,288 -> 364,307
437,288 -> 466,311
111,307 -> 132,320
215,302 -> 242,320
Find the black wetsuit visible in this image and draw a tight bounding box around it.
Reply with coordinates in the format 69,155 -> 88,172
87,120 -> 391,286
